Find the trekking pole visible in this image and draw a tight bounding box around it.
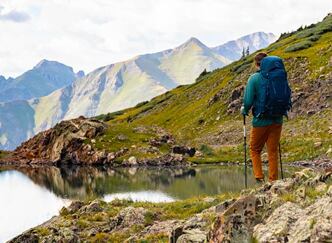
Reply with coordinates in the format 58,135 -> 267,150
243,115 -> 248,188
279,143 -> 284,179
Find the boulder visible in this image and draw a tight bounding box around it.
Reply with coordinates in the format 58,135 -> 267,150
176,229 -> 207,243
288,197 -> 332,242
253,202 -> 303,242
170,214 -> 209,242
7,117 -> 109,165
269,178 -> 295,195
172,146 -> 196,157
209,195 -> 257,242
111,207 -> 147,230
80,200 -> 103,213
117,134 -> 128,141
67,201 -> 85,213
127,156 -> 137,166
149,132 -> 175,147
132,220 -> 183,241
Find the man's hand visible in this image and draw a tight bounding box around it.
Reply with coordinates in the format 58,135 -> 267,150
241,106 -> 247,116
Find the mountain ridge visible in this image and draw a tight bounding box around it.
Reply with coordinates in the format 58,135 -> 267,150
0,59 -> 83,103
213,32 -> 277,60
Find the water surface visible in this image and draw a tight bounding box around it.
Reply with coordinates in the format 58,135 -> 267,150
0,164 -> 296,242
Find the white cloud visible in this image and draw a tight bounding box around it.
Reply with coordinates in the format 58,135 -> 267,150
0,0 -> 331,77
0,7 -> 31,22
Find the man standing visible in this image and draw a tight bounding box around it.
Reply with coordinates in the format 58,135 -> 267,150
241,52 -> 291,182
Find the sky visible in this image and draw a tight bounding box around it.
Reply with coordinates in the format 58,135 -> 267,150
0,0 -> 331,78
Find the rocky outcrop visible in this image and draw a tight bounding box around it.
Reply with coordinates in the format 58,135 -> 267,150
289,78 -> 331,117
252,194 -> 332,242
10,169 -> 332,242
2,116 -> 112,165
172,145 -> 196,157
226,85 -> 244,114
0,117 -> 191,166
149,128 -> 175,147
209,168 -> 332,242
293,158 -> 332,169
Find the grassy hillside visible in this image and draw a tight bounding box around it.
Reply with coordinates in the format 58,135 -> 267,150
91,14 -> 332,164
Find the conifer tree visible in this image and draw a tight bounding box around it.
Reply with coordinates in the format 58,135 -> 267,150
246,46 -> 250,56
241,47 -> 246,59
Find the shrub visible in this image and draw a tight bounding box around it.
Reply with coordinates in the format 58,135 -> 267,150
231,58 -> 252,74
307,34 -> 321,42
95,110 -> 124,121
234,63 -> 251,74
285,40 -> 313,52
315,20 -> 332,34
135,100 -> 149,108
296,29 -> 315,38
199,144 -> 214,156
278,32 -> 294,41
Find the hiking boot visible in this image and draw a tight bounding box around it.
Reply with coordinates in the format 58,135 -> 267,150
256,178 -> 265,184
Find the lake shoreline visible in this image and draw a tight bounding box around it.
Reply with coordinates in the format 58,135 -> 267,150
1,157 -> 331,170
8,168 -> 332,242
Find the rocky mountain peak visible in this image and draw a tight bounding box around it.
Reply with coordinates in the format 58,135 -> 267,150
179,37 -> 208,49
33,59 -> 74,72
76,70 -> 85,78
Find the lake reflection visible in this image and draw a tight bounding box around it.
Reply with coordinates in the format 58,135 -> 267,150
1,165 -> 259,201
0,165 -> 296,241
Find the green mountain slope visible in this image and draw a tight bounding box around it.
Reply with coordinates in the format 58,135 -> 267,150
89,14 -> 332,164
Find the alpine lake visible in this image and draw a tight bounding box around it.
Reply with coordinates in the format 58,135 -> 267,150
0,164 -> 299,242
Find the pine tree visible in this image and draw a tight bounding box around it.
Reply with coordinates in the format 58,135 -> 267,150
241,47 -> 245,59
196,68 -> 209,81
246,46 -> 250,56
200,68 -> 208,77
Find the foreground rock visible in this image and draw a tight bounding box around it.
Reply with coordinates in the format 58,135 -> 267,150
10,169 -> 332,242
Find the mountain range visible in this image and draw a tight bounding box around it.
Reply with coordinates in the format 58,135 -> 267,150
0,60 -> 84,102
212,32 -> 276,60
0,32 -> 276,150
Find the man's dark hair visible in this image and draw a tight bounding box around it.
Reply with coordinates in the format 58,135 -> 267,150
254,52 -> 267,66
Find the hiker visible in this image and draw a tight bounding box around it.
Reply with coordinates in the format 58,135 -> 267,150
241,52 -> 291,182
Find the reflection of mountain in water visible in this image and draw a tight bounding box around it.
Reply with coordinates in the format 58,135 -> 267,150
1,165 -> 264,200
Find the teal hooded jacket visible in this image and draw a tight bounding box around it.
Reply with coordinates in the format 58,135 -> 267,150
242,72 -> 283,127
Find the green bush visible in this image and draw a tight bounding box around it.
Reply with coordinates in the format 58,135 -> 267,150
199,144 -> 214,156
307,34 -> 321,42
231,58 -> 252,74
278,32 -> 294,41
135,100 -> 149,108
315,20 -> 332,34
95,110 -> 125,121
285,40 -> 313,52
296,29 -> 315,38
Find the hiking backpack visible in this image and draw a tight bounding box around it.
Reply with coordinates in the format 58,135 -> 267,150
253,56 -> 292,118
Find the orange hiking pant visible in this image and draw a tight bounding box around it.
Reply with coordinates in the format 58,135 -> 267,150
249,124 -> 282,182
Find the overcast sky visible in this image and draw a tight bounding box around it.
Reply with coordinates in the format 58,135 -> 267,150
0,0 -> 331,78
